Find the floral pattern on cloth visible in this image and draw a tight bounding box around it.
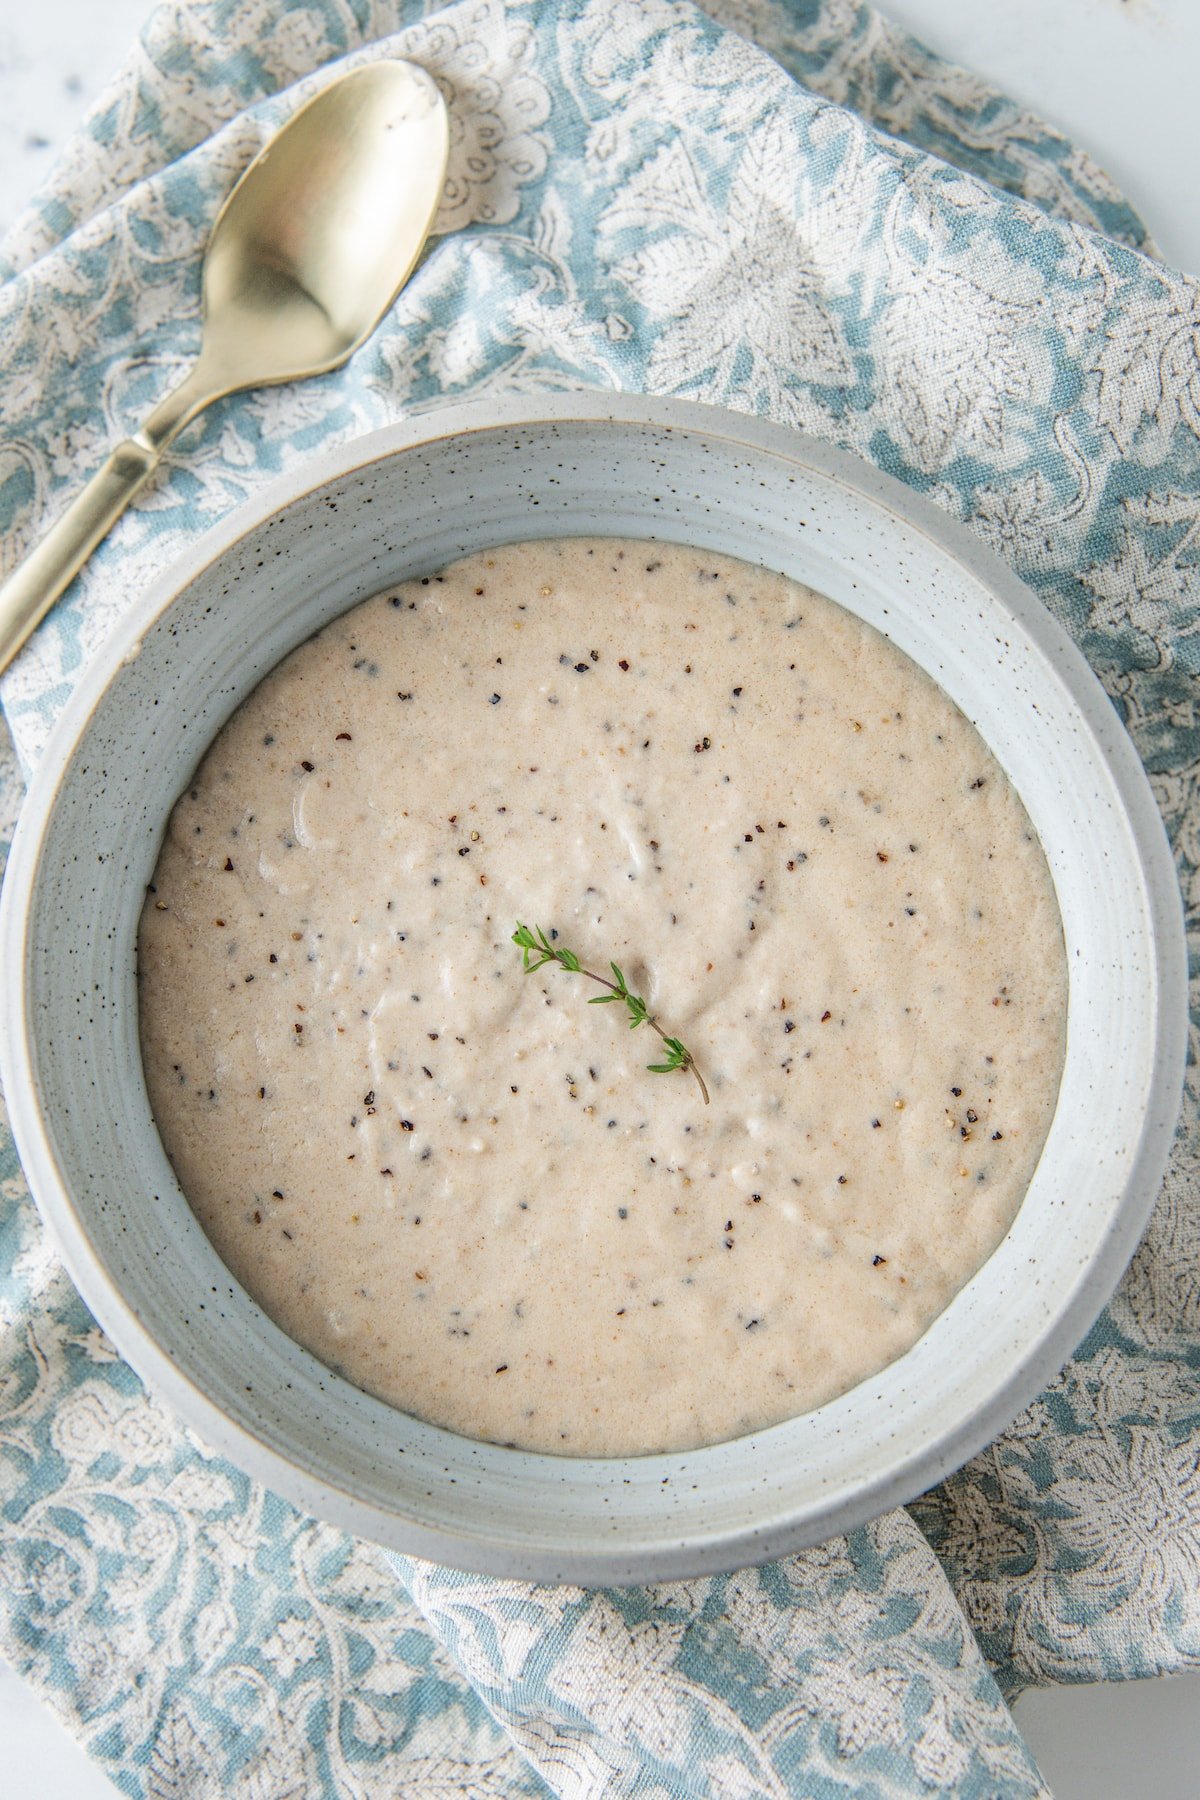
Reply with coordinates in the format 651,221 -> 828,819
0,0 -> 1197,1795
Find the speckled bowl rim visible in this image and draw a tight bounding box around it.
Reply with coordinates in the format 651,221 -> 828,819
0,394 -> 1187,1582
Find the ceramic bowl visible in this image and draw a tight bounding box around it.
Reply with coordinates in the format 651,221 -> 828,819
0,395 -> 1186,1582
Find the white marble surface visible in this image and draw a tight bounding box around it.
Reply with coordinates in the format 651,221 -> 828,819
0,1656 -> 118,1800
884,0 -> 1200,276
0,0 -> 151,241
1,3 -> 1199,1796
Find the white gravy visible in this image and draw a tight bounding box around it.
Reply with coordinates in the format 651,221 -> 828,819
138,538 -> 1067,1455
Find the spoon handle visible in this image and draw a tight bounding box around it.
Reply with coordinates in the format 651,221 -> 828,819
0,438 -> 161,677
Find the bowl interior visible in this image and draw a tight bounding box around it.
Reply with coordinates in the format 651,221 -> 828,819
4,399 -> 1184,1581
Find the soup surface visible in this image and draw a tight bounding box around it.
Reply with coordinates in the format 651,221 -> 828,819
138,538 -> 1067,1455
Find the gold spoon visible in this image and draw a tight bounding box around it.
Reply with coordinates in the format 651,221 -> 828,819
0,58 -> 449,675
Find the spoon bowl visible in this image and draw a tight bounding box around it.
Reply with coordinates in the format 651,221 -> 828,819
194,59 -> 448,395
0,58 -> 449,675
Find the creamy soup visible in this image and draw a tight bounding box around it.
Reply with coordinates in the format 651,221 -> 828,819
138,538 -> 1067,1456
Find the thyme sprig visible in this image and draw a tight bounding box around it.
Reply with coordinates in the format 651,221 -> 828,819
512,922 -> 709,1105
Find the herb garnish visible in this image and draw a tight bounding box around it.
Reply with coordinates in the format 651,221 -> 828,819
512,923 -> 709,1104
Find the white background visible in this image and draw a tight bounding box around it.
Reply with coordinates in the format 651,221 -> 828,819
1,1 -> 1198,1794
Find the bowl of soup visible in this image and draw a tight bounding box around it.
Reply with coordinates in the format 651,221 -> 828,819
0,394 -> 1185,1581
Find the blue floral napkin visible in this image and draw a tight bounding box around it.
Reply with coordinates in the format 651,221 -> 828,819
1,3 -> 1197,1796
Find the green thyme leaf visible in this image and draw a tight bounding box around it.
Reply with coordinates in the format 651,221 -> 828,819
511,922 -> 709,1105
